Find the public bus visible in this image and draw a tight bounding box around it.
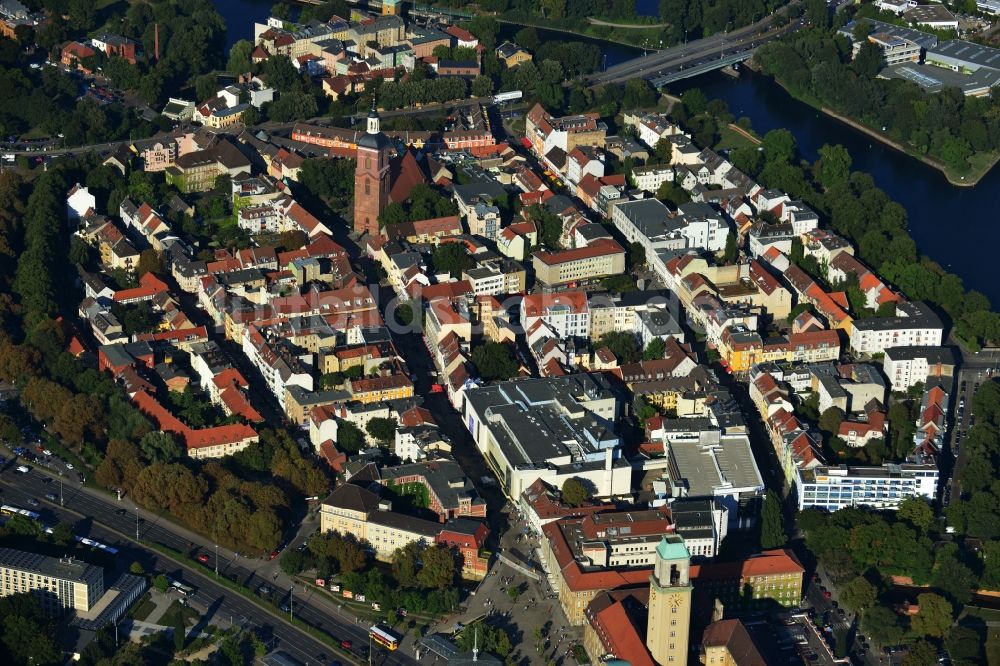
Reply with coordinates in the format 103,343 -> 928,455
369,624 -> 401,651
0,504 -> 41,521
76,536 -> 119,555
171,580 -> 196,597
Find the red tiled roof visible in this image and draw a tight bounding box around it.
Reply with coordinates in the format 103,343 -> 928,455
131,389 -> 258,451
388,151 -> 429,204
593,600 -> 655,666
113,273 -> 169,302
408,279 -> 472,300
400,405 -> 436,427
522,291 -> 588,317
532,238 -> 624,266
541,520 -> 653,593
689,549 -> 805,581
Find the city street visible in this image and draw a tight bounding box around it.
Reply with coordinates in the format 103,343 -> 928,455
0,461 -> 417,666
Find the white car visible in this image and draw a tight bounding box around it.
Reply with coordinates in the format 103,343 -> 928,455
42,449 -> 51,456
65,463 -> 74,470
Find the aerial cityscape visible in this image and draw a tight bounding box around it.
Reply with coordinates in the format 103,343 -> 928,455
0,0 -> 998,664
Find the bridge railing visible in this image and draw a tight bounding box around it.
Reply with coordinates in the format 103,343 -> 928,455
650,51 -> 752,87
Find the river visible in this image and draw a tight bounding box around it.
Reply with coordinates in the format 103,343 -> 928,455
668,69 -> 1000,304
209,0 -> 997,303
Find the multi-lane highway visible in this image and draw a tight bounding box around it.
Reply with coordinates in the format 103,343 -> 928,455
582,11 -> 804,87
0,467 -> 417,666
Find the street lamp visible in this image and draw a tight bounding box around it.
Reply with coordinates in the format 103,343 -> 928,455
215,544 -> 219,577
289,584 -> 294,622
135,506 -> 139,540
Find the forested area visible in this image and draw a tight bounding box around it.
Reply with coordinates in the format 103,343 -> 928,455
0,38 -> 156,149
798,500 -> 990,662
755,12 -> 1000,174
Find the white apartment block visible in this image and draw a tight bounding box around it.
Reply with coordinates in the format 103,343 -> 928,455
882,346 -> 956,392
796,463 -> 939,512
631,164 -> 675,194
849,302 -> 944,356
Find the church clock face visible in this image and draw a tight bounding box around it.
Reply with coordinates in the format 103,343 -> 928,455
669,594 -> 685,608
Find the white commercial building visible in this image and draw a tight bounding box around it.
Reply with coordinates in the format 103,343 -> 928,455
463,374 -> 630,500
0,548 -> 104,614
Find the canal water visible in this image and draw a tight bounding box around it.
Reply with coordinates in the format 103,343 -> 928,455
211,0 -> 997,303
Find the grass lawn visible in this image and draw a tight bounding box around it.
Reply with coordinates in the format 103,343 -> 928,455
128,593 -> 156,621
944,149 -> 1000,186
160,599 -> 200,629
962,605 -> 1000,622
715,125 -> 760,152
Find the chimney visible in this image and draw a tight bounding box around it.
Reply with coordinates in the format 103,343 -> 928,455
154,23 -> 159,61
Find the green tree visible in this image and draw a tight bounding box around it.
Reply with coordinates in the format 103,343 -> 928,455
271,2 -> 291,19
722,231 -> 738,263
417,544 -> 456,589
760,492 -> 786,549
861,605 -> 904,647
681,88 -> 707,116
643,338 -> 666,361
655,180 -> 691,207
471,75 -> 494,97
153,574 -> 170,592
598,331 -> 640,363
816,144 -> 852,187
514,26 -> 540,50
392,543 -> 419,587
897,497 -> 935,532
228,39 -> 254,74
561,477 -> 589,507
337,421 -> 366,453
628,241 -> 646,268
910,593 -> 954,638
944,625 -> 982,664
279,549 -> 305,576
471,342 -> 519,381
195,73 -> 218,102
932,551 -> 976,606
138,431 -> 183,463
902,640 -> 939,666
761,128 -> 797,164
841,576 -> 877,613
525,205 -> 563,250
366,417 -> 396,444
818,407 -> 845,434
651,137 -> 674,165
431,243 -> 473,279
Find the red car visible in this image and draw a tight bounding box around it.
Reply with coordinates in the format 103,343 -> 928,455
269,549 -> 280,560
430,384 -> 445,393
340,639 -> 352,649
196,553 -> 210,564
823,590 -> 832,599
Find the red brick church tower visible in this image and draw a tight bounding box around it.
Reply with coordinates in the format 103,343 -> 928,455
353,100 -> 391,236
